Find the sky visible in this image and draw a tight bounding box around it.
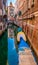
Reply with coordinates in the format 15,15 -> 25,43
8,0 -> 16,6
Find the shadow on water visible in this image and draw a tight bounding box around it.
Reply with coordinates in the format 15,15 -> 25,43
8,38 -> 19,65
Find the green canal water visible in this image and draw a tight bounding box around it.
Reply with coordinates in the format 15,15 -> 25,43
0,29 -> 8,65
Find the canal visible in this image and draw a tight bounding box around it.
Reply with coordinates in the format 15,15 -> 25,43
0,23 -> 37,65
8,23 -> 37,65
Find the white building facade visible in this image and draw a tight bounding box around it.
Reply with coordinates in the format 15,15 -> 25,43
8,2 -> 15,20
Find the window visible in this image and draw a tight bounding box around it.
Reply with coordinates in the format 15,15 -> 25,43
31,0 -> 34,7
10,8 -> 14,12
28,0 -> 31,10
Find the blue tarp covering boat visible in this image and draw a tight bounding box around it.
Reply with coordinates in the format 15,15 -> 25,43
17,27 -> 22,32
18,37 -> 29,49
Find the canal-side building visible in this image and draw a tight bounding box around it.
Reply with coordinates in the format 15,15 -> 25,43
0,0 -> 7,16
15,0 -> 38,59
0,0 -> 7,35
8,2 -> 15,20
15,0 -> 24,27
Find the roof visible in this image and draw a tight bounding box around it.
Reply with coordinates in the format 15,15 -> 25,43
9,2 -> 14,8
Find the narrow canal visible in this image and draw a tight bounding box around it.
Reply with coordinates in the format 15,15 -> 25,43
8,23 -> 37,65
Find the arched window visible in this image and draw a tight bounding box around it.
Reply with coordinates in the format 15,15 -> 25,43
31,0 -> 34,7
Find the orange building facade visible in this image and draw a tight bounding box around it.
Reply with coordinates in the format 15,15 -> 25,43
16,0 -> 38,59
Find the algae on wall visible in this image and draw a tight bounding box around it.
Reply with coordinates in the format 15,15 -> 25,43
0,30 -> 8,65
